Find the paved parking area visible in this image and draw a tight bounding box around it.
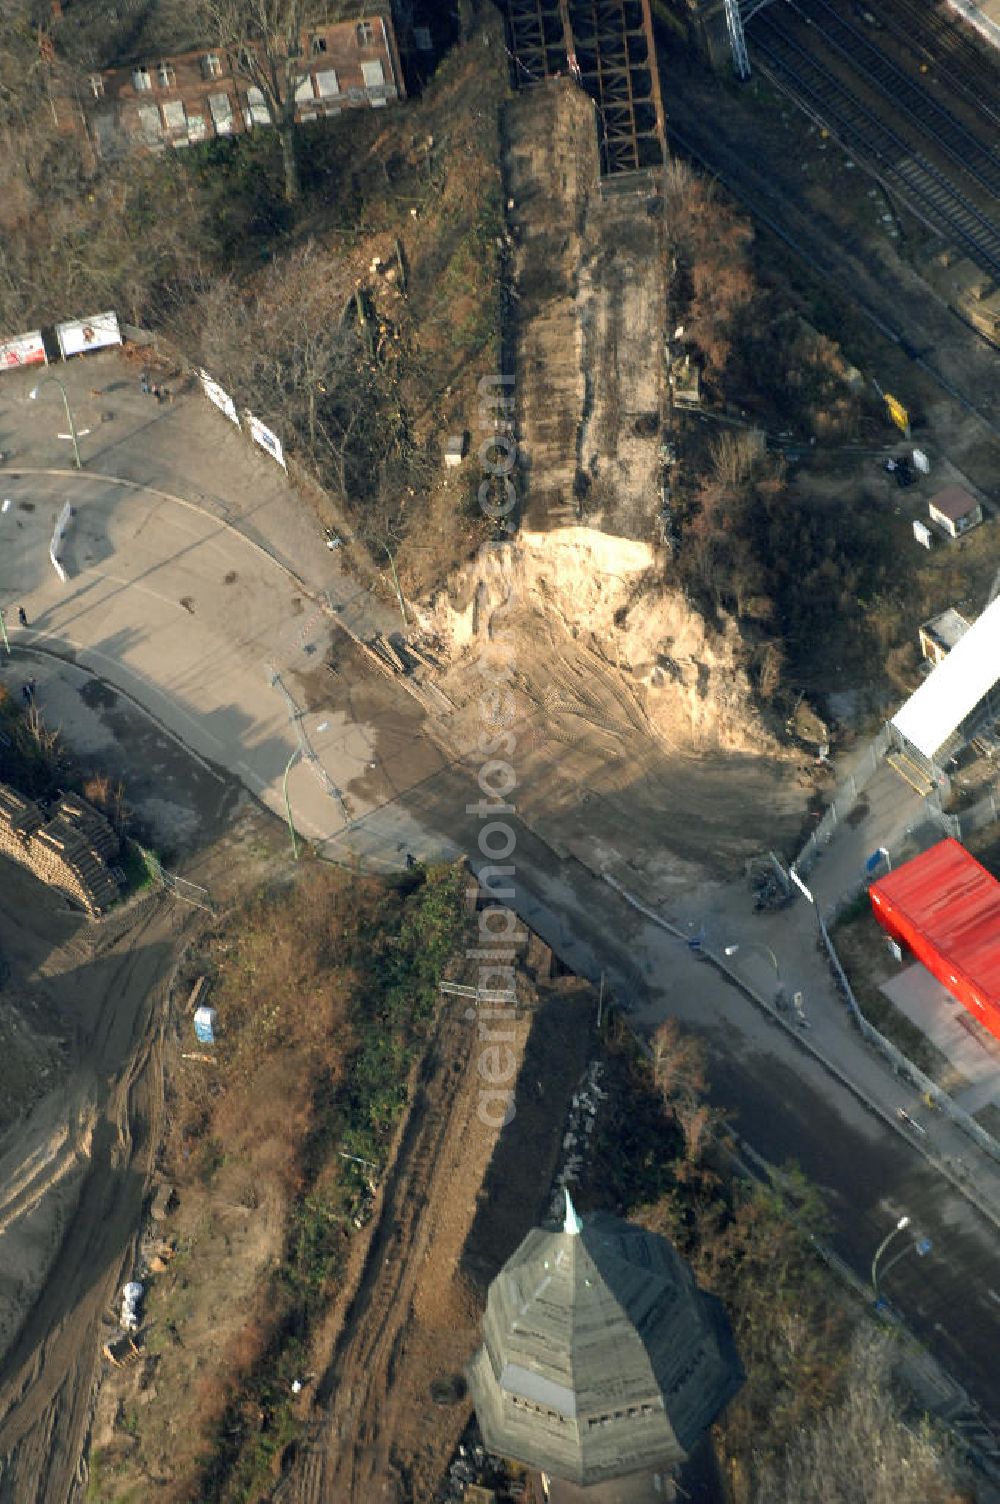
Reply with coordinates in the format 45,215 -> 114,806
0,353 -> 453,870
881,964 -> 1000,1113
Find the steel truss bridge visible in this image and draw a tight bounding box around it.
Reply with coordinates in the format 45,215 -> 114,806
502,0 -> 666,176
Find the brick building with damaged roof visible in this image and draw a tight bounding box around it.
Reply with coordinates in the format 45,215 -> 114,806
43,1 -> 405,157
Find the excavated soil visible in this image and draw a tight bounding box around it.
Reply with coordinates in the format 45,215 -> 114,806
0,798 -> 284,1504
461,82 -> 811,898
420,528 -> 810,902
0,868 -> 176,1504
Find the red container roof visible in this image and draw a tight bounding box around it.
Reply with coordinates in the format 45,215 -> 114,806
869,838 -> 1000,1007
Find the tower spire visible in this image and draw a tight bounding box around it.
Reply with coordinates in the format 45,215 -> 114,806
563,1188 -> 582,1236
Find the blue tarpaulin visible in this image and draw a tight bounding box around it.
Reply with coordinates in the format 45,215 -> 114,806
193,1006 -> 217,1044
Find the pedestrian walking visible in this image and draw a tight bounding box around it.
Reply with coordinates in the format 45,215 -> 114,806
151,383 -> 162,402
17,607 -> 27,627
21,682 -> 32,706
139,372 -> 150,396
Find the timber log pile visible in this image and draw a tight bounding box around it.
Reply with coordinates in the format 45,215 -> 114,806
0,784 -> 120,916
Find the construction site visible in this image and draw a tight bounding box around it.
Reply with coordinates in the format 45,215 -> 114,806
1,0 -> 1000,1500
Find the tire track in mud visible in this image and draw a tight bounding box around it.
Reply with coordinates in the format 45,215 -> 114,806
536,645 -> 652,748
279,1001 -> 483,1504
0,897 -> 177,1504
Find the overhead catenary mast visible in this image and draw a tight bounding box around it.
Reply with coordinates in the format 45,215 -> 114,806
725,0 -> 752,79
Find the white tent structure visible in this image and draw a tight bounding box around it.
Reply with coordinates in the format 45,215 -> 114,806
892,595 -> 1000,761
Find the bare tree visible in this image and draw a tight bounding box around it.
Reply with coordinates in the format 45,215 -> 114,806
753,1332 -> 968,1504
191,0 -> 328,202
711,428 -> 766,489
195,244 -> 419,520
0,2 -> 55,132
651,1019 -> 706,1117
53,0 -> 195,71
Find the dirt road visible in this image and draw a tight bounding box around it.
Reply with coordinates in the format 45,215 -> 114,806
0,872 -> 179,1504
282,997 -> 494,1504
278,971 -> 595,1504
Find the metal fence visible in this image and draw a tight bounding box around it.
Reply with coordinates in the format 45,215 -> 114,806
139,846 -> 215,914
796,719 -> 1000,880
795,724 -> 894,877
949,783 -> 1000,841
817,913 -> 1000,1167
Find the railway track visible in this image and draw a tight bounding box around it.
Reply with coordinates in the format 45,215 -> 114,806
793,0 -> 1000,199
668,117 -> 1000,438
749,10 -> 1000,276
866,0 -> 1000,133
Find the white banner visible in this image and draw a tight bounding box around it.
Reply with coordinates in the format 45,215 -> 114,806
50,500 -> 74,583
0,330 -> 47,371
246,411 -> 286,469
199,368 -> 240,427
55,310 -> 122,360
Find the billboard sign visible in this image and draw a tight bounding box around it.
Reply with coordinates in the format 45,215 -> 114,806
199,368 -> 240,427
55,310 -> 122,360
246,411 -> 286,469
0,330 -> 46,371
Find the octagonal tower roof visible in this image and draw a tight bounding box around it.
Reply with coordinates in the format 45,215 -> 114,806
466,1195 -> 741,1490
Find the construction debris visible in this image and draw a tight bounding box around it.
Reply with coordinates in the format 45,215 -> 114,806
550,1061 -> 607,1203
185,975 -> 209,1015
120,1281 -> 144,1332
372,632 -> 408,674
103,1333 -> 142,1369
150,1182 -> 174,1222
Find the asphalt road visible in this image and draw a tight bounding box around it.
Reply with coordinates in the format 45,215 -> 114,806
1,355 -> 998,1430
465,823 -> 1000,1421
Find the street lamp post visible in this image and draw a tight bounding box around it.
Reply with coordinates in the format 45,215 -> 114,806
29,374 -> 82,470
282,745 -> 302,860
879,1233 -> 932,1287
724,941 -> 780,976
377,539 -> 407,631
871,1214 -> 910,1298
723,941 -> 808,1021
724,941 -> 787,1006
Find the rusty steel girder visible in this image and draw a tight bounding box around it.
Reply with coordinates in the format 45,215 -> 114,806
503,0 -> 665,175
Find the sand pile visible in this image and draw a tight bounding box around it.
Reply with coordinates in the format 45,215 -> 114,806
422,527 -> 776,756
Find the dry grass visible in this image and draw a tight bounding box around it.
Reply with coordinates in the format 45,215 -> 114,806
91,861 -> 467,1503
82,772 -> 128,833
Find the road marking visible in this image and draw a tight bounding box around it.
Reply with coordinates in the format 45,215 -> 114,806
79,567 -> 201,613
